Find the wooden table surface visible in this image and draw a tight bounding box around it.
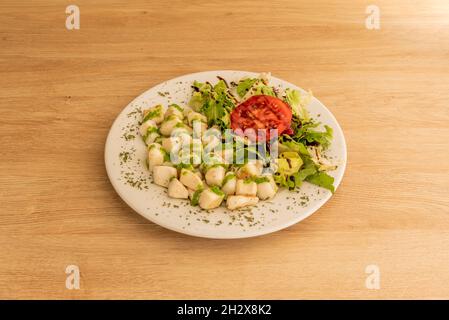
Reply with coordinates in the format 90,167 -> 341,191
1,0 -> 449,299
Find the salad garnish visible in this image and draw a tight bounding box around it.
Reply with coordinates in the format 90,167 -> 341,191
139,73 -> 336,210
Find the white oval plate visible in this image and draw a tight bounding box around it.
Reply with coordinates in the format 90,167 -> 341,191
105,70 -> 347,239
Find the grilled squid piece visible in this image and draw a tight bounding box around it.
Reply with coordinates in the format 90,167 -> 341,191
198,188 -> 224,210
236,179 -> 257,197
256,176 -> 278,200
152,166 -> 177,188
167,178 -> 189,199
179,168 -> 204,191
205,165 -> 226,186
159,115 -> 183,136
226,196 -> 259,210
147,144 -> 165,170
142,104 -> 164,124
164,104 -> 184,120
139,119 -> 158,137
221,172 -> 236,195
236,161 -> 263,179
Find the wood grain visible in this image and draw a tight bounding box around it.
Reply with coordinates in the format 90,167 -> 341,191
1,0 -> 449,299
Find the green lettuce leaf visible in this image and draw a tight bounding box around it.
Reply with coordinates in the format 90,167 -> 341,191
189,91 -> 205,111
295,156 -> 318,180
291,122 -> 333,150
274,172 -> 296,190
285,88 -> 311,121
202,99 -> 225,127
236,78 -> 276,98
303,125 -> 333,149
189,79 -> 234,130
305,172 -> 335,193
236,78 -> 257,97
252,83 -> 275,97
279,139 -> 309,155
214,79 -> 228,94
273,152 -> 335,192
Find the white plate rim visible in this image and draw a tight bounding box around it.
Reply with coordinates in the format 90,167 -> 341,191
105,70 -> 347,239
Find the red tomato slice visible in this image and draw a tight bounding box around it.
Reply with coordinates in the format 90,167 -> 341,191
230,95 -> 292,141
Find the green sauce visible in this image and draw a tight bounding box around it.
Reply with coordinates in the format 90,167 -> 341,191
170,103 -> 183,112
191,189 -> 203,206
142,105 -> 162,123
221,173 -> 236,186
210,186 -> 224,197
